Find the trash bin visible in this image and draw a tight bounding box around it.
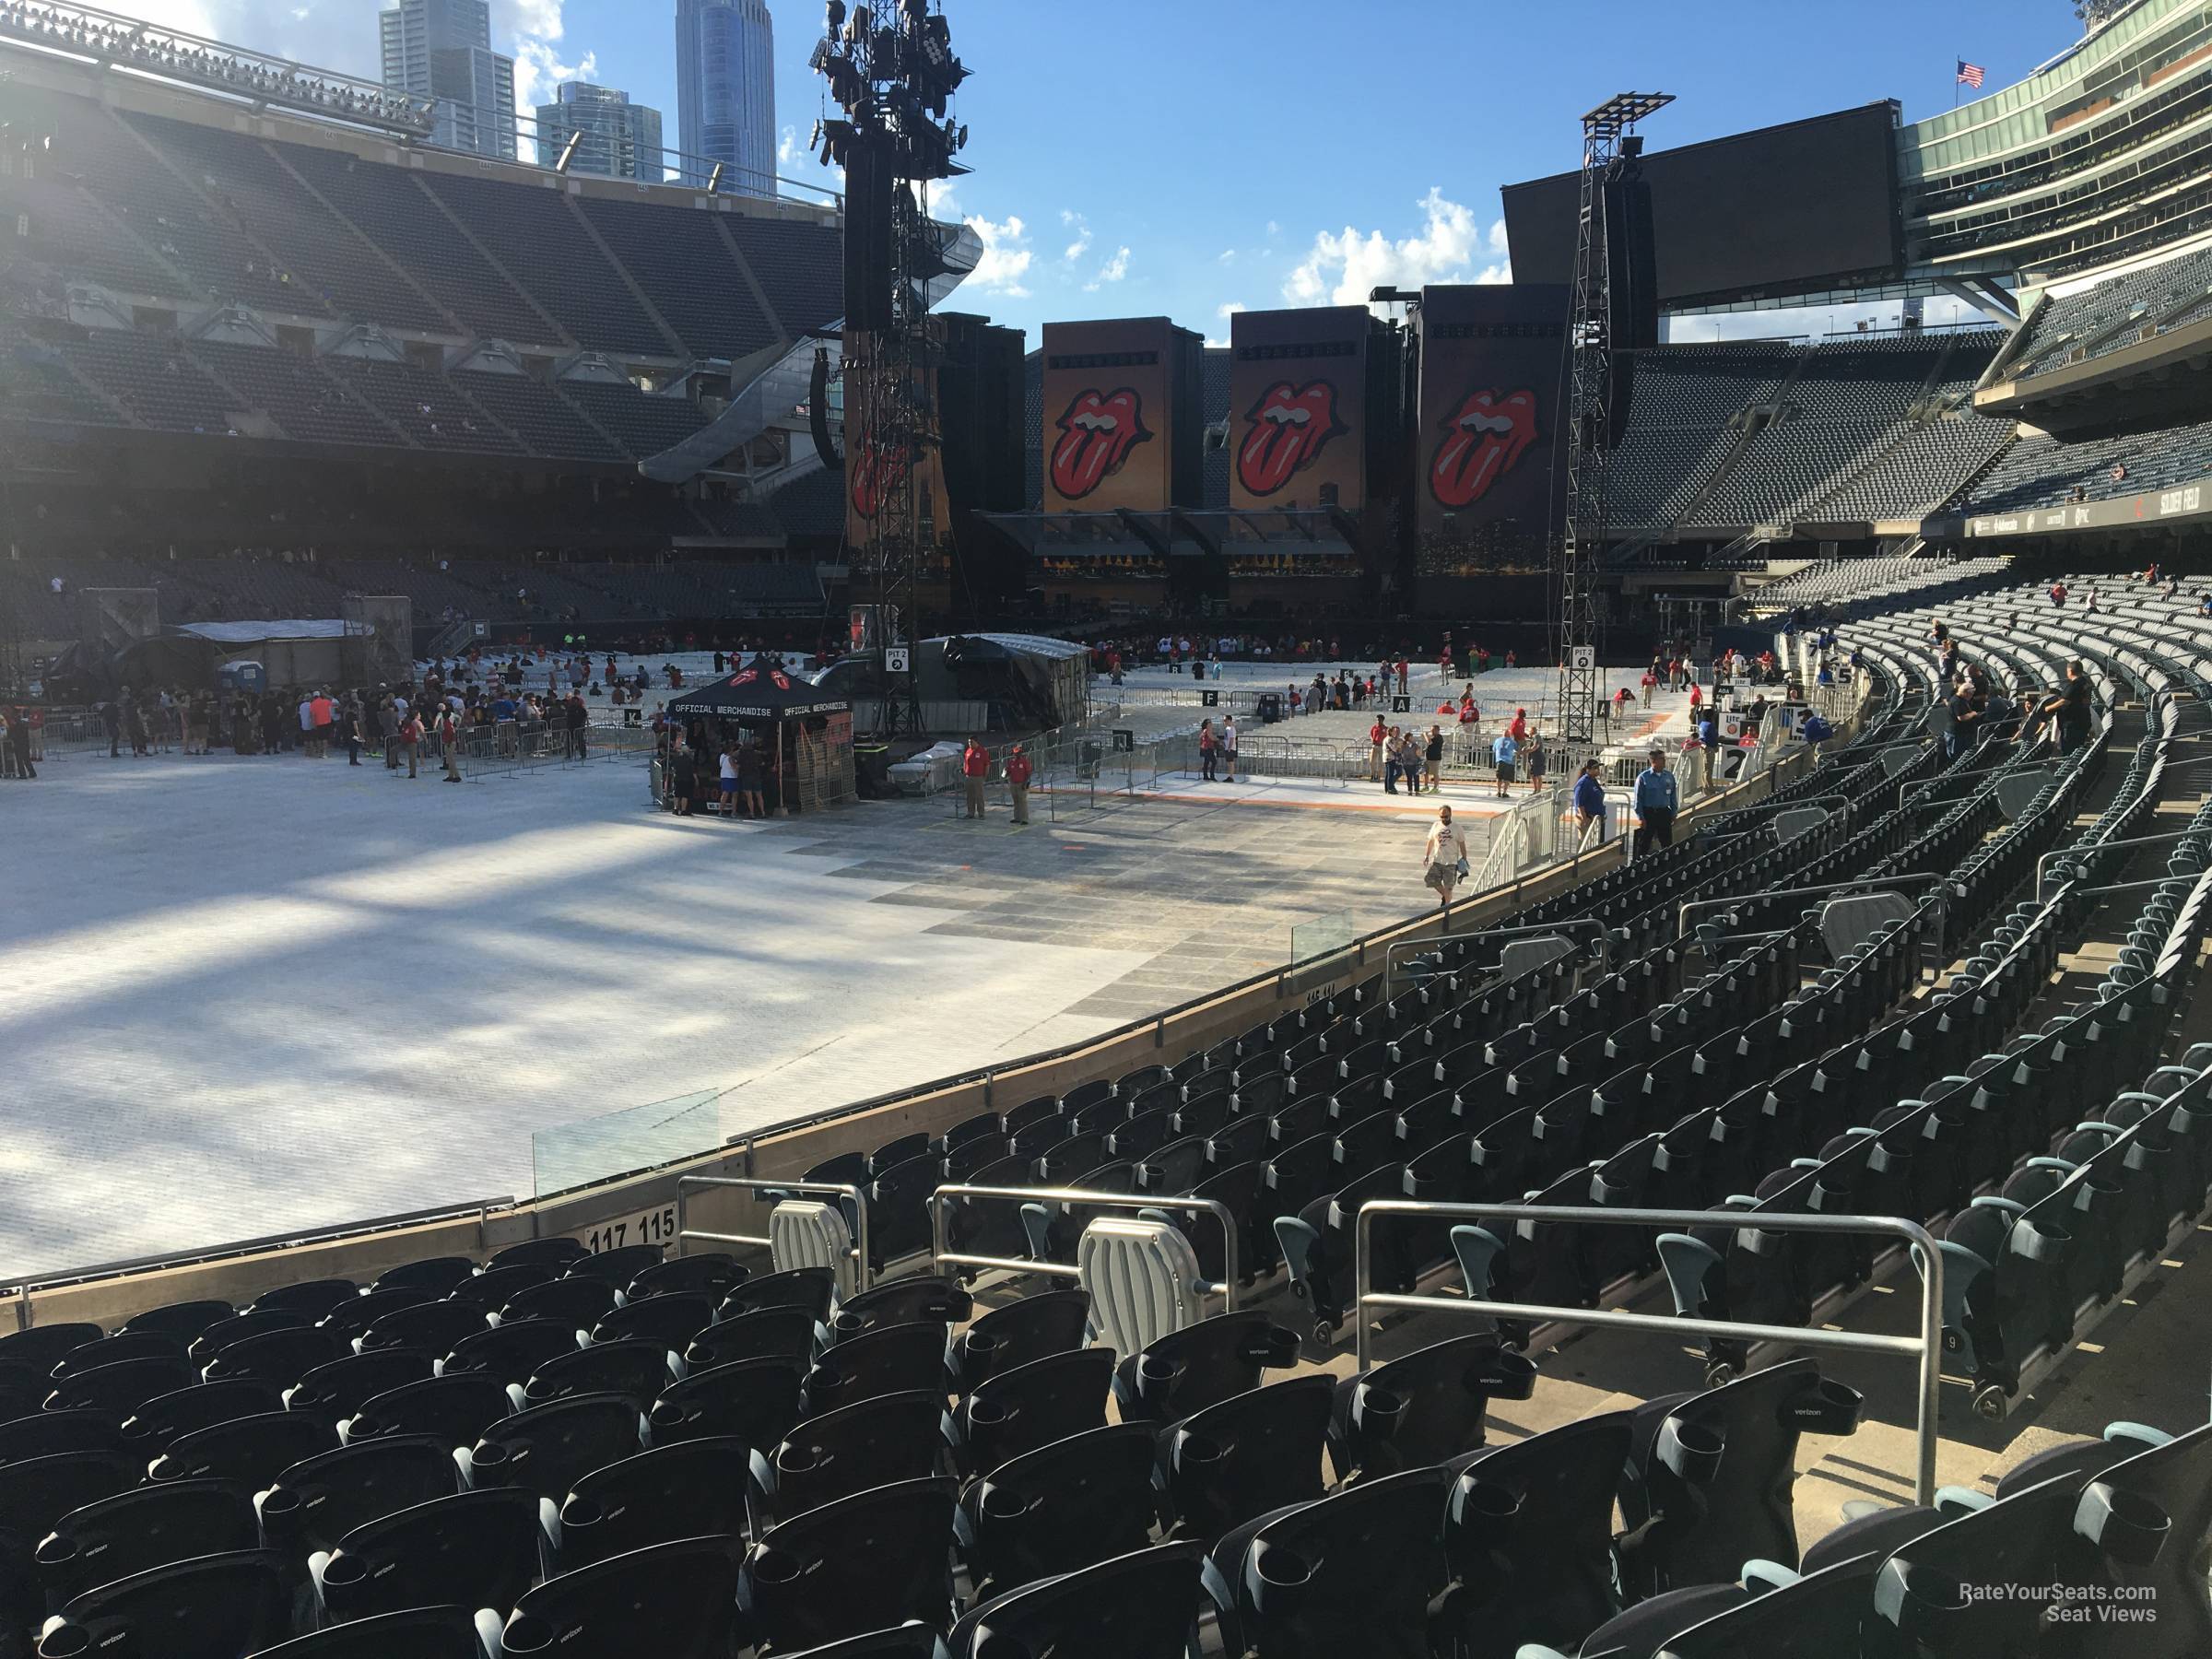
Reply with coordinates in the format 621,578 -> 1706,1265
1192,660 -> 1206,681
1257,693 -> 1283,724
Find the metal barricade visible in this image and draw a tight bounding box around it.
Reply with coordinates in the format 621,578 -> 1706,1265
928,1182 -> 1240,1309
674,1175 -> 872,1291
1351,1198 -> 1945,1504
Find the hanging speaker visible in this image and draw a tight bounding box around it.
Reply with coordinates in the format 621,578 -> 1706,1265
843,141 -> 895,333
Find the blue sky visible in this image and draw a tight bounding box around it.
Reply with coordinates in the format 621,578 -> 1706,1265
111,1 -> 2079,341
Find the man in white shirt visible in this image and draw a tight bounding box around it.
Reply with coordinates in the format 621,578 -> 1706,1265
1220,715 -> 1239,783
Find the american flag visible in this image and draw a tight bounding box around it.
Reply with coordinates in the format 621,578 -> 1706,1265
1957,59 -> 1986,88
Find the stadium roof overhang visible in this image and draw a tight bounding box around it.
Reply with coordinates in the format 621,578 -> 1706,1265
1979,311 -> 2212,413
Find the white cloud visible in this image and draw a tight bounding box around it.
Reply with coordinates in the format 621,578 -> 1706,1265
1082,244 -> 1130,291
778,126 -> 801,166
1218,301 -> 1246,319
1265,220 -> 1281,238
1060,210 -> 1092,265
963,213 -> 1034,299
1218,249 -> 1237,265
1283,187 -> 1510,310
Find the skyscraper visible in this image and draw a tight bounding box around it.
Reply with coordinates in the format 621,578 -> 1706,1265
676,0 -> 775,195
379,0 -> 517,161
536,83 -> 665,182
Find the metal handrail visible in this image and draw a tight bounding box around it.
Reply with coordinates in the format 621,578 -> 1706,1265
1351,1199 -> 1945,1505
1677,871 -> 1952,942
675,1176 -> 872,1291
927,1182 -> 1240,1310
2037,826 -> 2206,902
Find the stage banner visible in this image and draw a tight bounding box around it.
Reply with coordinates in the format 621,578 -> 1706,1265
1229,306 -> 1369,512
842,326 -> 950,555
1416,285 -> 1569,564
1040,318 -> 1175,513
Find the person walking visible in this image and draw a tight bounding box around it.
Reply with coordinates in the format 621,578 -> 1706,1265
961,735 -> 989,818
1632,747 -> 1677,856
298,690 -> 317,759
1491,728 -> 1517,798
1220,715 -> 1238,782
1006,743 -> 1033,826
341,692 -> 364,765
718,745 -> 738,817
1422,803 -> 1471,918
1198,718 -> 1218,782
394,709 -> 421,778
440,707 -> 463,782
1571,759 -> 1606,842
1368,714 -> 1387,783
1524,733 -> 1547,794
1423,724 -> 1444,792
1641,668 -> 1656,709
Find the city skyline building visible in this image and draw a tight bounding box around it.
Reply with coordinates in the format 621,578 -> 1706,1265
676,0 -> 774,194
535,80 -> 665,181
379,0 -> 516,160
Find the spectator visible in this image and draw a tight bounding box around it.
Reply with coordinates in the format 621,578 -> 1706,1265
669,737 -> 697,816
440,707 -> 463,782
310,688 -> 334,759
1640,667 -> 1657,708
1006,743 -> 1034,826
1220,714 -> 1239,782
1631,747 -> 1677,855
394,708 -> 421,778
1424,724 -> 1444,791
1524,734 -> 1547,794
0,707 -> 29,781
960,735 -> 988,818
1198,717 -> 1218,782
1507,708 -> 1528,746
737,739 -> 765,819
341,691 -> 364,765
565,692 -> 589,760
1422,803 -> 1470,915
1491,728 -> 1517,798
1571,759 -> 1605,841
718,746 -> 738,817
297,690 -> 317,759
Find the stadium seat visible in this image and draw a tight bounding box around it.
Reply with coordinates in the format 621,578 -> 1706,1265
647,1354 -> 804,1448
256,1434 -> 461,1557
1159,1374 -> 1336,1542
955,1347 -> 1113,1479
946,1288 -> 1091,1394
311,1487 -> 543,1623
738,1478 -> 959,1652
33,1549 -> 291,1659
242,1606 -> 498,1659
957,1421 -> 1161,1596
685,1305 -> 821,1372
519,1338 -> 677,1409
338,1371 -> 513,1449
1113,1310 -> 1299,1426
944,1541 -> 1208,1659
31,1479 -> 257,1606
459,1394 -> 641,1501
498,1535 -> 746,1659
1329,1331 -> 1537,1477
120,1377 -> 285,1446
551,1437 -> 754,1570
748,1390 -> 950,1530
146,1410 -> 335,1488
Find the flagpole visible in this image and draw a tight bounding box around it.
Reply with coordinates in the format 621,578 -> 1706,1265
1954,54 -> 1961,109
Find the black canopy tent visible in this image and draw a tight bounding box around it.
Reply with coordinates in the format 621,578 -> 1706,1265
664,665 -> 854,814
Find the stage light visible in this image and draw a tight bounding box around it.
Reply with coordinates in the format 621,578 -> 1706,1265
825,0 -> 846,29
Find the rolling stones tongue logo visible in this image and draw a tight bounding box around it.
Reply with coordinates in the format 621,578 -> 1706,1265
847,426 -> 910,522
1236,380 -> 1348,498
1050,387 -> 1152,501
1430,387 -> 1538,509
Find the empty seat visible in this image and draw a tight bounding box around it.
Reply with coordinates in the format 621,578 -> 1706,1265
749,1390 -> 949,1530
945,1541 -> 1207,1659
829,1276 -> 972,1339
738,1477 -> 959,1653
500,1277 -> 618,1329
956,1347 -> 1114,1479
499,1535 -> 746,1659
258,1434 -> 461,1557
521,1338 -> 677,1409
32,1478 -> 258,1606
119,1377 -> 284,1446
588,1292 -> 716,1351
554,1436 -> 754,1570
685,1305 -> 820,1373
947,1288 -> 1092,1395
34,1549 -> 291,1659
1113,1311 -> 1299,1426
1205,1467 -> 1451,1659
805,1322 -> 949,1412
1329,1331 -> 1537,1477
285,1348 -> 434,1421
242,1606 -> 497,1659
441,1319 -> 582,1389
719,1267 -> 837,1324
1159,1374 -> 1335,1543
560,1244 -> 665,1285
312,1486 -> 543,1623
625,1253 -> 747,1303
959,1421 -> 1161,1596
147,1410 -> 335,1488
341,1371 -> 513,1449
460,1393 -> 641,1502
647,1355 -> 804,1449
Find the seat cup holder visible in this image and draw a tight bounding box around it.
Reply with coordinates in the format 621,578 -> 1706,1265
1249,1539 -> 1315,1609
30,1536 -> 76,1570
966,1395 -> 1009,1428
258,1485 -> 300,1522
1787,1377 -> 1865,1435
1176,1430 -> 1227,1468
34,1624 -> 91,1659
979,1482 -> 1034,1523
1470,1350 -> 1539,1401
647,1401 -> 686,1431
1656,1418 -> 1726,1485
2077,1482 -> 2171,1567
776,1442 -> 820,1475
560,1494 -> 604,1528
469,1439 -> 511,1472
319,1552 -> 368,1588
500,1612 -> 557,1654
749,1545 -> 803,1588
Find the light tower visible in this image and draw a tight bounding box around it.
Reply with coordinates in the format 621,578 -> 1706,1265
1557,90 -> 1671,749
